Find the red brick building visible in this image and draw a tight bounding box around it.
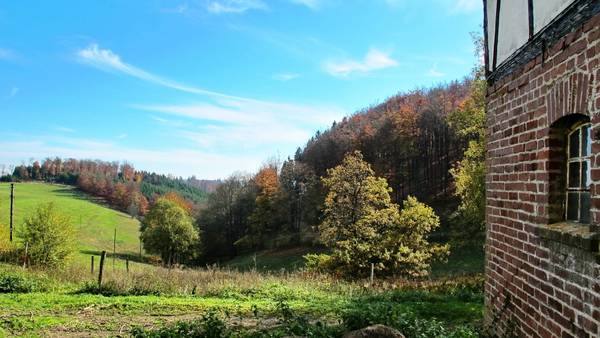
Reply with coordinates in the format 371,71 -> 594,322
484,0 -> 600,337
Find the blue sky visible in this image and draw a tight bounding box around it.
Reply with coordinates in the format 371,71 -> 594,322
0,0 -> 482,179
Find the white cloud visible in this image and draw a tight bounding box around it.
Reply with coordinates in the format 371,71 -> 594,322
75,43 -> 346,173
135,99 -> 343,147
117,133 -> 128,139
272,72 -> 300,81
290,0 -> 321,10
427,63 -> 445,77
76,44 -> 230,98
0,134 -> 264,179
323,48 -> 398,77
206,0 -> 267,14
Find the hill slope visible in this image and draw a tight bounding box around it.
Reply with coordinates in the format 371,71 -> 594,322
0,183 -> 141,264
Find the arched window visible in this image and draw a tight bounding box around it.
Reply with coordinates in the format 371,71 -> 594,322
566,122 -> 591,223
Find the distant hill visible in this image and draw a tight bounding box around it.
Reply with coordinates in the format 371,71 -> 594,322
0,182 -> 141,266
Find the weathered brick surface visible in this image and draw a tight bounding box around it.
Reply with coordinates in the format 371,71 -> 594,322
485,11 -> 600,338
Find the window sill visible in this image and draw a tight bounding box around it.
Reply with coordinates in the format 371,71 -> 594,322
537,222 -> 599,253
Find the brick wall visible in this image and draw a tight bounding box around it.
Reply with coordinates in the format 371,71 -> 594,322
485,11 -> 600,338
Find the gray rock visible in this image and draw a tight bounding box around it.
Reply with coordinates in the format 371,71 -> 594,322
343,324 -> 406,338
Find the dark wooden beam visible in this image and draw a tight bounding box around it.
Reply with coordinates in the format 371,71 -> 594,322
528,0 -> 534,38
483,0 -> 490,75
492,0 -> 502,71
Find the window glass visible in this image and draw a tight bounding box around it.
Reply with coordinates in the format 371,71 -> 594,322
568,162 -> 580,188
565,123 -> 592,224
569,129 -> 580,158
581,160 -> 589,188
582,125 -> 591,156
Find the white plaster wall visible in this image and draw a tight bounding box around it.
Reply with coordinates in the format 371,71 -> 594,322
496,0 -> 529,66
533,0 -> 576,33
487,0 -> 497,72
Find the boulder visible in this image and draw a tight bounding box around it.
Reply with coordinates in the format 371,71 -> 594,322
343,324 -> 405,338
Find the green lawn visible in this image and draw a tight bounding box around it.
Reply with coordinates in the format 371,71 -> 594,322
0,183 -> 141,265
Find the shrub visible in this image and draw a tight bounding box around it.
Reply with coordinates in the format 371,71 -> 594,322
303,253 -> 334,273
0,272 -> 48,293
342,303 -> 478,338
19,202 -> 76,268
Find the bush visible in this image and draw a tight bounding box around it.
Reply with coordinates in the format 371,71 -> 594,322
303,253 -> 334,273
342,303 -> 478,338
0,272 -> 48,293
19,202 -> 75,268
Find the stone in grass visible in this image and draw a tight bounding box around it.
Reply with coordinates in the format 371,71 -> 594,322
343,324 -> 406,338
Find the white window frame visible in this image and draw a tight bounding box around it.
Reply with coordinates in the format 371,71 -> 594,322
565,122 -> 592,223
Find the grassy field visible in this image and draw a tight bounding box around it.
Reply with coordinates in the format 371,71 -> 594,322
0,183 -> 141,265
0,182 -> 486,337
0,263 -> 484,337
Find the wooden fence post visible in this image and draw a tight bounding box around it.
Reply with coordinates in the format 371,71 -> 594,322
22,242 -> 28,269
370,263 -> 374,286
126,259 -> 129,273
91,256 -> 95,274
9,183 -> 14,242
98,251 -> 106,287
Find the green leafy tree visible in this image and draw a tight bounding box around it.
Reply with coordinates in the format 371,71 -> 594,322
448,64 -> 486,244
141,198 -> 199,265
317,151 -> 448,277
19,202 -> 76,267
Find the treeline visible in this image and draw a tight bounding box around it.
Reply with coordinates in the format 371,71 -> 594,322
198,79 -> 475,262
3,158 -> 208,217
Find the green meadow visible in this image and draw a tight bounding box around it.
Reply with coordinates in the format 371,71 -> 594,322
0,183 -> 485,337
0,183 -> 141,266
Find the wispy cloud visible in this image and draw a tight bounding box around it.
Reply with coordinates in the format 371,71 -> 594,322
76,44 -> 232,98
323,48 -> 398,77
427,63 -> 445,77
290,0 -> 322,10
206,0 -> 267,14
117,133 -> 128,139
272,72 -> 300,81
0,134 -> 264,179
76,43 -> 345,169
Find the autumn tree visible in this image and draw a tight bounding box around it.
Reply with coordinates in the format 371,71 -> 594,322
246,165 -> 282,243
316,151 -> 448,277
448,42 -> 487,244
141,198 -> 198,266
163,191 -> 195,216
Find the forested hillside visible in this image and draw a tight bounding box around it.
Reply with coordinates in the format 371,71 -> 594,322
198,78 -> 476,262
298,79 -> 471,203
2,159 -> 209,217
